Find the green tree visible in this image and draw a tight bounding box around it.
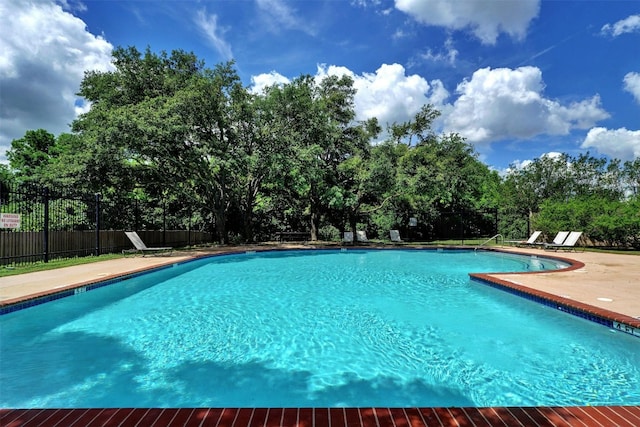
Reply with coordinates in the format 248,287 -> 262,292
500,153 -> 571,237
72,47 -> 248,240
0,164 -> 13,188
568,153 -> 623,200
226,85 -> 296,241
264,74 -> 375,240
7,129 -> 56,185
622,158 -> 640,197
355,141 -> 407,237
393,132 -> 494,237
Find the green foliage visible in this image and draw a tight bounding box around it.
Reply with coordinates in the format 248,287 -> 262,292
533,195 -> 640,248
0,164 -> 14,187
6,45 -> 637,248
318,224 -> 340,241
7,129 -> 56,185
369,207 -> 398,239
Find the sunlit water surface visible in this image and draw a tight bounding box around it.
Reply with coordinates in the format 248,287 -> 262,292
1,249 -> 638,407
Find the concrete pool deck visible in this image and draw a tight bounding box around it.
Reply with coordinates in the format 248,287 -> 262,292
1,244 -> 638,322
482,246 -> 640,322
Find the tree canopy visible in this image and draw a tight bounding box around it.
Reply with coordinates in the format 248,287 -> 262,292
5,46 -> 638,247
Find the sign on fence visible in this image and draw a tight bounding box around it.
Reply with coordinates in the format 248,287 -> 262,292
0,213 -> 21,229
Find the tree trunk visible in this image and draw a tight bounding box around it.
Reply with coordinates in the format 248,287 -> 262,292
310,211 -> 318,241
215,207 -> 227,243
242,180 -> 259,243
349,216 -> 357,236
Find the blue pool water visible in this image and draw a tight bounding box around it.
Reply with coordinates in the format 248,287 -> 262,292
1,249 -> 638,408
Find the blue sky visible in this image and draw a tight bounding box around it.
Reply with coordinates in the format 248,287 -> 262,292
1,0 -> 639,171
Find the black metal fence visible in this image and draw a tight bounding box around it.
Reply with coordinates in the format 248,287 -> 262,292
0,183 -> 214,266
399,209 -> 499,243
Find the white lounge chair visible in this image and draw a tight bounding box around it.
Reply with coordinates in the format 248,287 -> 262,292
356,230 -> 369,243
390,230 -> 403,243
545,231 -> 583,251
343,231 -> 354,244
539,231 -> 570,248
505,230 -> 541,247
124,231 -> 173,256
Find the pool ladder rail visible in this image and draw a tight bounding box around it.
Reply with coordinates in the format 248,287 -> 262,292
475,234 -> 503,252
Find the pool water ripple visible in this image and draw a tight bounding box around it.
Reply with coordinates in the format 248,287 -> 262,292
1,249 -> 638,408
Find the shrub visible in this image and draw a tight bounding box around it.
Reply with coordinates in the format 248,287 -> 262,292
533,196 -> 640,247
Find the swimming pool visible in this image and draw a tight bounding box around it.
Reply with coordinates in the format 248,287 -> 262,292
1,249 -> 638,408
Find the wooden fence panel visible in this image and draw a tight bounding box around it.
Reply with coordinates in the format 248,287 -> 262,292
0,231 -> 43,265
1,230 -> 214,266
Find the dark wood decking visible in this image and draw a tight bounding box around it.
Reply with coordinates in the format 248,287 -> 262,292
2,406 -> 640,427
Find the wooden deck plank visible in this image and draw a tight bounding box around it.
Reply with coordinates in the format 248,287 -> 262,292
264,408 -> 284,427
248,408 -> 268,427
190,408 -> 219,427
343,408 -> 362,427
231,408 -> 255,427
329,407 -> 347,427
547,407 -> 591,427
10,409 -> 47,427
1,407 -> 639,426
373,408 -> 396,427
358,408 -> 379,427
71,408 -> 116,426
507,407 -> 551,427
280,408 -> 299,427
460,407 -> 493,427
118,408 -> 150,426
314,408 -> 330,427
617,405 -> 640,423
403,408 -> 429,427
417,408 -> 444,427
1,409 -> 35,427
587,406 -> 637,427
576,406 -> 619,427
447,407 -> 474,427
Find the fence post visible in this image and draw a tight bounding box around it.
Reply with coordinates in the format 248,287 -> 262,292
461,210 -> 465,246
163,197 -> 167,246
43,187 -> 49,263
135,198 -> 140,231
95,193 -> 101,256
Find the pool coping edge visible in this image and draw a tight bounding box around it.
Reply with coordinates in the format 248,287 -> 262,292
2,246 -> 639,338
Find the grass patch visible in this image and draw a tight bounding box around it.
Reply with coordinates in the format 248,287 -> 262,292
2,242 -> 636,279
584,248 -> 640,256
0,253 -> 125,278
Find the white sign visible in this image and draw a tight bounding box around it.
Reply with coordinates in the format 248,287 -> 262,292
409,217 -> 417,227
0,213 -> 21,229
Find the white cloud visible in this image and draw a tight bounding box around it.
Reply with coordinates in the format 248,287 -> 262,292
0,0 -> 113,162
394,0 -> 540,44
56,0 -> 87,13
503,152 -> 564,176
601,14 -> 640,37
256,0 -> 315,36
581,127 -> 640,162
194,10 -> 233,61
443,67 -> 610,146
253,63 -> 448,139
252,64 -> 613,154
624,72 -> 640,104
350,0 -> 382,7
249,71 -> 290,94
316,63 -> 449,130
417,37 -> 458,66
